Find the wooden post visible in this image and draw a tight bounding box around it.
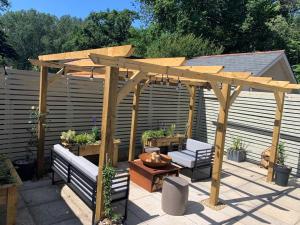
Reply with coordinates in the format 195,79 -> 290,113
37,66 -> 48,178
128,84 -> 141,161
209,83 -> 231,206
267,91 -> 285,182
187,85 -> 196,138
95,66 -> 119,222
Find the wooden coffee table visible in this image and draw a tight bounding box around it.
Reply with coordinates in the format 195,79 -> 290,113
129,159 -> 181,192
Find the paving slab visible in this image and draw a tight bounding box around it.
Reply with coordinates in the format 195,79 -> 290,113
21,185 -> 62,206
15,160 -> 300,225
16,207 -> 36,225
29,200 -> 76,225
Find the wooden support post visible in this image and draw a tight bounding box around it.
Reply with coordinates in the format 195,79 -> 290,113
209,83 -> 231,206
267,91 -> 285,182
187,85 -> 196,138
95,66 -> 119,222
128,84 -> 141,161
37,66 -> 48,178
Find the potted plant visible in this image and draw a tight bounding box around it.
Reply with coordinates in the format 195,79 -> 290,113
14,106 -> 45,180
227,137 -> 247,162
100,162 -> 122,225
274,142 -> 291,186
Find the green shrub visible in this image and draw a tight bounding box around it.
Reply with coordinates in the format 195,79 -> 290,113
0,155 -> 15,185
74,133 -> 96,145
231,137 -> 246,151
277,142 -> 286,166
141,129 -> 165,144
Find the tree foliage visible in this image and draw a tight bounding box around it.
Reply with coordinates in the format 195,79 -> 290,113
0,0 -> 17,65
66,10 -> 137,50
137,0 -> 300,63
145,32 -> 223,58
0,10 -> 81,69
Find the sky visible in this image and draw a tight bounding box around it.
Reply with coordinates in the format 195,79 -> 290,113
9,0 -> 141,20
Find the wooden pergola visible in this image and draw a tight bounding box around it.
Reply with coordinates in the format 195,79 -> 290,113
29,45 -> 300,222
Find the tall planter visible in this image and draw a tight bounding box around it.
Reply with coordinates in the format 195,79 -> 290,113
227,148 -> 246,162
274,165 -> 291,187
13,159 -> 35,181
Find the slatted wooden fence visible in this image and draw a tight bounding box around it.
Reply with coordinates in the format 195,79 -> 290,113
0,69 -> 195,161
1,69 -> 299,177
196,90 -> 300,177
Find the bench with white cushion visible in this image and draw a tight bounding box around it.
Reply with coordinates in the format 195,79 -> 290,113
168,139 -> 214,182
51,144 -> 129,225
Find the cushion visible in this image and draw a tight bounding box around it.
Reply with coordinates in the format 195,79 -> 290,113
168,150 -> 196,168
53,144 -> 77,162
71,156 -> 98,182
186,139 -> 212,152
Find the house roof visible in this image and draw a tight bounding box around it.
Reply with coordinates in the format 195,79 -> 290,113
186,50 -> 288,76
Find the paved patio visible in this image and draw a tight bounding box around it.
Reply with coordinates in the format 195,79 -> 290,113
16,159 -> 300,225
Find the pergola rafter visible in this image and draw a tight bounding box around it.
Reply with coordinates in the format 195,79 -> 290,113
30,44 -> 300,223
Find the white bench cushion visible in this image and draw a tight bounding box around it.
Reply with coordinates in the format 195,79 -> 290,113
186,139 -> 212,152
168,150 -> 196,168
53,144 -> 77,162
53,144 -> 98,182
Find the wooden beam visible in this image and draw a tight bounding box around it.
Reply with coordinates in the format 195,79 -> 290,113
229,85 -> 243,107
89,54 -> 300,92
128,84 -> 141,161
38,45 -> 134,61
95,66 -> 119,222
267,91 -> 285,182
133,57 -> 186,66
117,71 -> 146,105
29,59 -> 106,74
174,65 -> 224,73
209,83 -> 231,206
37,66 -> 48,178
187,85 -> 196,138
67,57 -> 186,67
210,82 -> 226,109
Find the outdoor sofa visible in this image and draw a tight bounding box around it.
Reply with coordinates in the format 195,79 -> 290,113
168,139 -> 214,182
51,144 -> 130,225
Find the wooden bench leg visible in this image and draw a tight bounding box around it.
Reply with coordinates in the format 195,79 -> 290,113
6,186 -> 18,225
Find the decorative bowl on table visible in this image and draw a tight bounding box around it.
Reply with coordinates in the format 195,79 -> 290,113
139,152 -> 172,168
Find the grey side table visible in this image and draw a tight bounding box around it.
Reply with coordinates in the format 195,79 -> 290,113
161,176 -> 189,215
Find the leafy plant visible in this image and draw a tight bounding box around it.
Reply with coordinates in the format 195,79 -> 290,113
92,126 -> 100,141
231,137 -> 246,151
27,106 -> 47,160
141,129 -> 165,144
166,124 -> 176,137
102,163 -> 121,222
0,154 -> 15,185
277,142 -> 286,166
60,130 -> 76,144
74,133 -> 96,145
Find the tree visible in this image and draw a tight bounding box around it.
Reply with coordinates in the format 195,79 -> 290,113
144,32 -> 223,58
0,0 -> 9,11
136,0 -> 300,57
0,10 -> 81,69
66,10 -> 137,50
0,0 -> 17,65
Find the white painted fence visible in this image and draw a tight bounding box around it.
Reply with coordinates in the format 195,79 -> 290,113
1,69 -> 299,177
0,69 -> 195,161
196,90 -> 300,177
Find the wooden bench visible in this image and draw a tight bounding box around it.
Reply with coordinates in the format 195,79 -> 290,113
168,139 -> 214,182
51,144 -> 129,225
